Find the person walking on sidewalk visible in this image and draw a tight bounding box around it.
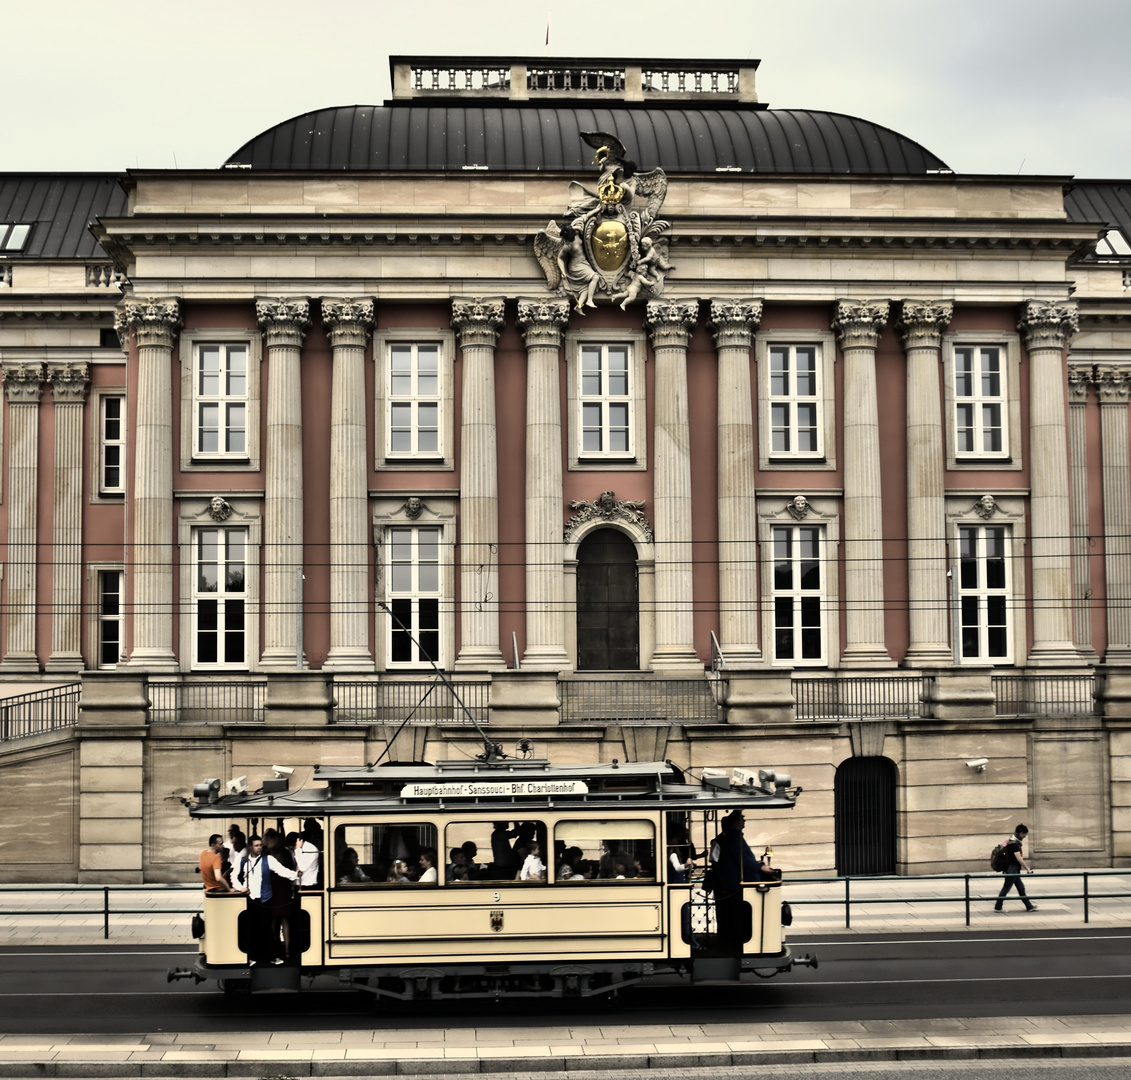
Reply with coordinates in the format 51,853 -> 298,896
994,824 -> 1037,913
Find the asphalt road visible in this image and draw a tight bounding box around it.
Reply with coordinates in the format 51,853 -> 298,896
1,929 -> 1129,1034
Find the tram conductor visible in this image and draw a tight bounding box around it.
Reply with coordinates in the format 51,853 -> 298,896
711,810 -> 766,947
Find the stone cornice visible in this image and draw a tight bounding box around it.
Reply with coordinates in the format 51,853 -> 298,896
516,298 -> 570,349
256,297 -> 311,349
1096,364 -> 1131,405
2,362 -> 45,403
120,298 -> 182,350
451,298 -> 505,347
320,298 -> 375,349
645,299 -> 699,349
46,362 -> 90,403
1067,363 -> 1093,403
707,298 -> 763,349
832,299 -> 890,350
896,300 -> 953,351
1018,299 -> 1079,352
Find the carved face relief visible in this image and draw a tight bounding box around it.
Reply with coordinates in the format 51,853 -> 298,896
405,497 -> 423,519
592,220 -> 629,272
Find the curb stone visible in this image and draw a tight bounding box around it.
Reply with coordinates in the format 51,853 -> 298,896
0,1044 -> 1129,1077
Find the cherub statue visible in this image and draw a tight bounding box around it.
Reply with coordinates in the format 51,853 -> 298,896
614,236 -> 675,309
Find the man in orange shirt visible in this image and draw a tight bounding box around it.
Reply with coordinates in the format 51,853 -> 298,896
199,834 -> 233,893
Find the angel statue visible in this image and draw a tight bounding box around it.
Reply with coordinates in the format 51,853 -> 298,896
533,130 -> 673,310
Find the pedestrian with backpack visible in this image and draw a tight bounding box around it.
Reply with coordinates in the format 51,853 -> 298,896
994,824 -> 1037,913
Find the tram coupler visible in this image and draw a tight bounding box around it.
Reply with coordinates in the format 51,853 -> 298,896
791,953 -> 818,969
167,967 -> 205,984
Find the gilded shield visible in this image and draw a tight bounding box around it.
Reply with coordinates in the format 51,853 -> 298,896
591,220 -> 628,272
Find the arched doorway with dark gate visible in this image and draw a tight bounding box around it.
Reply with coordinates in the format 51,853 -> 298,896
834,756 -> 898,876
576,527 -> 639,670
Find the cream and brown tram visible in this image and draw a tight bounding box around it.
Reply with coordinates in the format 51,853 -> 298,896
177,758 -> 816,999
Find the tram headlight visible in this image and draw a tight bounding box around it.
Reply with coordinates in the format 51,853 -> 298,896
192,778 -> 221,804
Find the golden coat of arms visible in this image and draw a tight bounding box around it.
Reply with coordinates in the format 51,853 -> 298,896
534,131 -> 673,312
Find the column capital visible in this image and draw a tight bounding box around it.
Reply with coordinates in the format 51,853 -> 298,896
645,298 -> 699,349
2,362 -> 45,403
1068,363 -> 1094,402
120,297 -> 182,350
46,362 -> 90,403
256,297 -> 311,349
1096,364 -> 1131,404
896,300 -> 953,350
452,298 -> 506,347
1018,299 -> 1078,352
517,297 -> 571,348
707,298 -> 763,349
832,299 -> 890,350
321,298 -> 375,349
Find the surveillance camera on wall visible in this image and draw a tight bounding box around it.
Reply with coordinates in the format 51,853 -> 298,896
965,758 -> 989,772
272,765 -> 295,778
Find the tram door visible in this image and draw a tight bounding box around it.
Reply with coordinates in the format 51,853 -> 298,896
576,528 -> 639,670
834,757 -> 897,876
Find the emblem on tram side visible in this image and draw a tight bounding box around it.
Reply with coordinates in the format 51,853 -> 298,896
534,131 -> 673,313
490,910 -> 504,932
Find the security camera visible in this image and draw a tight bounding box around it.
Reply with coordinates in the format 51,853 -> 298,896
227,775 -> 248,796
965,758 -> 988,772
272,765 -> 295,778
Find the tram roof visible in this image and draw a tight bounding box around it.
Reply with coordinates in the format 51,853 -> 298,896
188,760 -> 802,817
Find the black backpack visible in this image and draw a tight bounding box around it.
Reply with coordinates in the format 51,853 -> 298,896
990,839 -> 1010,873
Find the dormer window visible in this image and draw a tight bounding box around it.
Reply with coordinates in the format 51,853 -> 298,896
0,224 -> 31,251
1096,229 -> 1131,260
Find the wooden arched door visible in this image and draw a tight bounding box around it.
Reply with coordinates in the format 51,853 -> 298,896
576,528 -> 639,670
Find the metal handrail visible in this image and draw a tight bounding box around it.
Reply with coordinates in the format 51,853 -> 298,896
783,870 -> 1131,928
1,870 -> 1127,940
0,683 -> 81,741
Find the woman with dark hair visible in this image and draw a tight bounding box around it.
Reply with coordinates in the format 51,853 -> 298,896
263,828 -> 299,962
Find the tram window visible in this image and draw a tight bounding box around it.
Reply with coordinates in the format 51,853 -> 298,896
333,822 -> 438,885
443,820 -> 548,883
554,820 -> 655,881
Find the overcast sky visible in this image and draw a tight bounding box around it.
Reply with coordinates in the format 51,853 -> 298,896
3,0 -> 1128,177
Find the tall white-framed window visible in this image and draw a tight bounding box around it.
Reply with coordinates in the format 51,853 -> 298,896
88,566 -> 124,669
756,331 -> 836,471
192,526 -> 248,668
99,394 -> 125,495
565,330 -> 647,470
178,330 -> 262,472
758,495 -> 840,667
957,523 -> 1012,663
374,330 -> 455,471
942,334 -> 1021,469
374,497 -> 456,670
387,525 -> 442,667
771,524 -> 826,665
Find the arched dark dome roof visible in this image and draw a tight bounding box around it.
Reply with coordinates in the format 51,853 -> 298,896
225,105 -> 948,175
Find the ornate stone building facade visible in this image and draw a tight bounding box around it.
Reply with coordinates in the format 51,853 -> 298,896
1,58 -> 1130,881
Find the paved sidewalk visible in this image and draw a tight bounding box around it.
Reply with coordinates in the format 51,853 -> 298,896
0,874 -> 1128,1074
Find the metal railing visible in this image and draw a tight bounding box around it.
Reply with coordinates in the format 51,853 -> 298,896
784,870 -> 1131,928
0,683 -> 81,742
793,676 -> 928,721
559,678 -> 719,725
992,674 -> 1096,716
148,680 -> 266,724
332,680 -> 489,726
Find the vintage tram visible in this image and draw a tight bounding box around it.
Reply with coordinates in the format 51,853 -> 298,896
175,755 -> 816,999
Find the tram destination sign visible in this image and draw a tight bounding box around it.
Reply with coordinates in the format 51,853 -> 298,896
401,779 -> 590,799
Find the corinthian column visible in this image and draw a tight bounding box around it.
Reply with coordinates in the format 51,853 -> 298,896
322,298 -> 375,670
517,297 -> 571,670
1068,364 -> 1099,662
452,298 -> 506,670
2,363 -> 45,670
897,300 -> 953,666
1019,300 -> 1082,665
47,363 -> 89,672
708,298 -> 763,665
122,298 -> 181,670
257,298 -> 311,670
1097,365 -> 1131,662
833,299 -> 894,667
645,299 -> 701,671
